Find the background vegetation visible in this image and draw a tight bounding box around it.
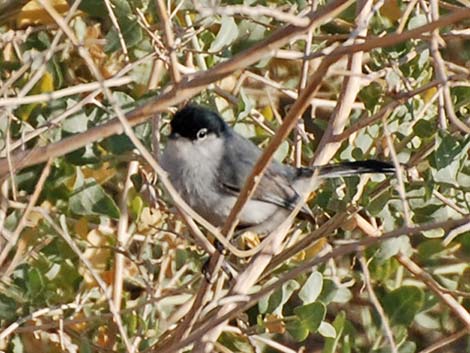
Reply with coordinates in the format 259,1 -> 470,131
0,0 -> 469,352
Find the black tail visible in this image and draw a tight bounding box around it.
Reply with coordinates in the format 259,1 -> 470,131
317,160 -> 395,178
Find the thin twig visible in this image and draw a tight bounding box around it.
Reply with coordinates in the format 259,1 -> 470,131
113,161 -> 139,310
156,0 -> 181,83
395,253 -> 470,329
1,6 -> 469,176
198,4 -> 311,27
0,77 -> 132,107
428,0 -> 470,133
0,159 -> 52,274
103,0 -> 129,60
313,0 -> 373,165
359,255 -> 397,353
152,217 -> 470,353
418,329 -> 468,353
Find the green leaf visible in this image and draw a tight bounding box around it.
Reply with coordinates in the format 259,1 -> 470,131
11,335 -> 24,353
294,302 -> 326,332
271,280 -> 300,315
130,194 -> 144,220
273,140 -> 289,163
104,0 -> 143,52
323,311 -> 346,353
434,132 -> 463,170
209,16 -> 239,53
286,318 -> 309,342
0,294 -> 18,320
407,14 -> 427,30
413,119 -> 435,138
421,228 -> 445,239
218,332 -> 255,353
399,341 -> 417,353
69,169 -> 120,219
317,279 -> 338,304
62,112 -> 90,134
417,239 -> 445,260
431,133 -> 470,185
26,267 -> 44,296
367,189 -> 392,217
318,321 -> 336,338
76,0 -> 108,18
377,236 -> 412,261
359,82 -> 383,112
382,286 -> 424,325
299,271 -> 323,304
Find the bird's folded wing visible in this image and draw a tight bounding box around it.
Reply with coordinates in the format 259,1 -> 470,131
219,134 -> 301,210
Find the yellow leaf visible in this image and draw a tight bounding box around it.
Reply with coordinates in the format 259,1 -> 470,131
422,87 -> 438,104
265,314 -> 285,334
381,0 -> 402,22
75,217 -> 89,239
82,162 -> 116,184
17,0 -> 69,27
238,231 -> 261,249
80,229 -> 112,286
137,207 -> 163,232
303,238 -> 328,259
37,71 -> 54,93
18,72 -> 54,121
261,106 -> 274,121
292,250 -> 305,262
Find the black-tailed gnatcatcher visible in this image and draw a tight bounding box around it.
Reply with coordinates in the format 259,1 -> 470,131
161,105 -> 394,234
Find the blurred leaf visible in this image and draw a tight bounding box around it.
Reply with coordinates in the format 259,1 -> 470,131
264,313 -> 285,334
417,239 -> 445,260
294,302 -> 326,332
218,332 -> 255,353
209,16 -> 239,53
286,318 -> 309,342
11,335 -> 24,353
431,132 -> 470,185
383,286 -> 424,325
359,82 -> 383,112
69,169 -> 120,219
381,0 -> 401,22
269,280 -> 300,315
413,119 -> 435,139
298,271 -> 323,304
130,194 -> 144,220
318,321 -> 336,338
366,189 -> 392,216
317,279 -> 338,304
434,132 -> 464,169
273,140 -> 289,162
0,294 -> 18,321
421,228 -> 445,239
407,14 -> 427,30
17,0 -> 69,26
62,111 -> 90,134
104,0 -> 143,52
323,312 -> 346,353
399,341 -> 417,353
377,236 -> 412,261
26,267 -> 44,297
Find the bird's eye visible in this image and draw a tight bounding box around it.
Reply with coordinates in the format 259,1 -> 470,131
196,128 -> 208,140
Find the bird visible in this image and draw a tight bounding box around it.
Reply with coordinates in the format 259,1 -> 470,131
160,104 -> 395,234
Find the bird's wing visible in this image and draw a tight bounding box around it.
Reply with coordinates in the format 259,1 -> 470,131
218,133 -> 301,210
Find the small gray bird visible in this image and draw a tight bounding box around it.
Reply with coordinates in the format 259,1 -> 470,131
161,105 -> 394,234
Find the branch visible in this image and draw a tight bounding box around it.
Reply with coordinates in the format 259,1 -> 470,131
152,217 -> 470,353
3,3 -> 469,176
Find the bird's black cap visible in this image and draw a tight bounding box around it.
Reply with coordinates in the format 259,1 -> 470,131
170,104 -> 228,140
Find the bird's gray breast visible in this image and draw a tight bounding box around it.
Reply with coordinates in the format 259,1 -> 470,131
160,137 -> 235,226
